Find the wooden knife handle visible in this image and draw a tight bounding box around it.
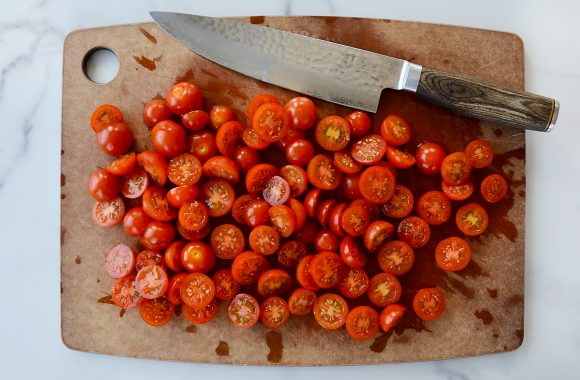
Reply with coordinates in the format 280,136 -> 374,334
415,67 -> 558,132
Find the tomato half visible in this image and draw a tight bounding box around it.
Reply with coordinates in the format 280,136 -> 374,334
285,139 -> 315,167
249,225 -> 280,255
252,102 -> 290,142
465,139 -> 494,168
416,142 -> 446,176
180,241 -> 215,273
120,167 -> 149,199
269,204 -> 297,238
288,288 -> 317,316
337,267 -> 369,299
480,174 -> 508,203
88,168 -> 120,202
417,191 -> 452,225
97,121 -> 134,156
210,223 -> 245,259
135,264 -> 169,299
455,203 -> 489,236
180,272 -> 215,308
350,198 -> 381,222
151,120 -> 187,158
178,200 -> 209,231
334,149 -> 363,174
345,111 -> 371,137
386,146 -> 416,169
177,221 -> 210,241
342,173 -> 362,201
397,216 -> 431,248
167,153 -> 202,186
209,105 -> 235,130
441,180 -> 474,201
358,165 -> 396,204
296,254 -> 320,291
263,176 -> 291,206
279,165 -> 308,198
380,115 -> 411,146
201,179 -> 235,217
183,298 -> 218,324
188,130 -> 218,163
232,194 -> 259,224
314,230 -> 340,253
106,151 -> 136,176
307,154 -> 343,190
142,186 -> 178,222
351,135 -> 387,165
165,82 -> 202,115
213,269 -> 241,301
315,115 -> 351,151
339,236 -> 367,268
135,250 -> 166,272
381,184 -> 414,219
316,199 -> 337,229
245,163 -> 277,194
112,275 -> 141,309
313,293 -> 349,330
304,188 -> 325,218
91,104 -> 124,133
435,237 -> 472,272
413,288 -> 446,321
166,273 -> 187,305
380,304 -> 406,332
328,203 -> 347,237
368,273 -> 402,307
140,297 -> 174,327
258,269 -> 292,297
231,251 -> 269,285
346,306 -> 380,341
244,199 -> 271,228
181,109 -> 209,131
164,240 -> 185,273
136,151 -> 168,186
248,93 -> 280,122
143,99 -> 172,128
228,293 -> 260,328
260,296 -> 291,329
310,251 -> 345,289
277,240 -> 308,268
341,204 -> 370,237
167,185 -> 199,208
141,221 -> 175,251
378,240 -> 415,276
233,146 -> 260,174
242,127 -> 271,150
216,120 -> 244,157
92,197 -> 125,227
363,220 -> 395,253
105,244 -> 135,278
441,152 -> 472,185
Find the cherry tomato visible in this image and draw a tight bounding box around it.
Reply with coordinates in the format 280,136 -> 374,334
307,154 -> 343,190
97,121 -> 134,156
435,236 -> 472,272
364,220 -> 395,253
166,185 -> 199,208
151,120 -> 187,158
105,244 -> 135,278
417,191 -> 452,225
201,179 -> 235,217
413,288 -> 446,321
296,254 -> 320,291
310,251 -> 345,289
177,221 -> 210,241
252,102 -> 290,142
232,146 -> 260,173
334,149 -> 363,174
88,168 -> 120,201
441,152 -> 472,185
277,240 -> 308,268
351,135 -> 387,165
340,236 -> 367,268
416,142 -> 446,176
135,264 -> 168,299
380,304 -> 406,332
258,269 -> 292,297
441,180 -> 474,201
141,221 -> 175,251
92,197 -> 125,227
304,188 -> 325,218
245,163 -> 277,194
315,115 -> 351,151
232,194 -> 259,224
337,267 -> 369,299
183,298 -> 218,324
143,99 -> 172,128
231,251 -> 269,285
378,240 -> 415,276
285,139 -> 315,167
166,273 -> 187,305
167,153 -> 202,186
142,186 -> 178,222
380,115 -> 411,146
112,275 -> 141,309
285,97 -> 317,130
368,272 -> 401,307
381,184 -> 414,219
465,139 -> 494,168
342,173 -> 362,201
481,174 -> 508,203
216,120 -> 244,157
107,152 -> 136,176
315,199 -> 336,229
279,165 -> 308,198
350,198 -> 381,222
313,293 -> 349,330
209,105 -> 235,130
140,297 -> 174,326
181,109 -> 209,131
202,155 -> 240,184
120,167 -> 149,199
187,130 -> 218,163
260,296 -> 291,329
247,93 -> 280,122
262,176 -> 291,206
165,82 -> 203,115
228,293 -> 260,328
341,204 -> 370,237
210,224 -> 245,259
397,216 -> 431,248
244,199 -> 271,228
242,127 -> 271,150
178,200 -> 208,231
346,306 -> 379,341
164,241 -> 185,272
180,241 -> 215,273
135,250 -> 166,272
358,165 -> 396,204
213,269 -> 241,301
249,225 -> 280,255
288,288 -> 317,316
276,127 -> 305,150
269,204 -> 297,238
180,272 -> 215,308
91,104 -> 124,133
456,203 -> 489,236
328,203 -> 347,237
386,146 -> 416,169
345,111 -> 371,137
137,151 -> 168,186
314,230 -> 340,253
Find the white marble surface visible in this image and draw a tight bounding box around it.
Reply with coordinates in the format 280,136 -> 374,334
0,0 -> 578,378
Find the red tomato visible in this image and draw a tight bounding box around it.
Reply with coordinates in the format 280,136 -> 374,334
277,240 -> 308,268
232,194 -> 259,224
363,220 -> 395,253
111,275 -> 141,309
178,200 -> 209,231
304,188 -> 325,218
341,204 -> 370,237
465,139 -> 494,168
242,127 -> 271,150
106,152 -> 136,176
140,297 -> 174,326
252,102 -> 290,142
164,241 -> 185,273
88,168 -> 120,201
209,105 -> 235,130
120,167 -> 149,199
435,237 -> 472,272
342,173 -> 362,201
247,93 -> 280,122
210,224 -> 245,259
143,99 -> 172,128
183,298 -> 218,324
213,269 -> 241,301
201,179 -> 235,217
310,251 -> 345,289
249,225 -> 280,255
141,221 -> 175,251
351,135 -> 386,165
135,264 -> 168,299
263,176 -> 291,206
91,104 -> 124,133
269,204 -> 297,238
334,149 -> 363,174
339,236 -> 367,268
244,199 -> 271,228
203,156 -> 240,184
142,186 -> 178,222
180,241 -> 215,273
386,146 -> 416,169
378,240 -> 415,276
151,120 -> 187,158
177,221 -> 210,242
137,151 -> 168,186
167,153 -> 202,186
296,254 -> 320,291
187,130 -> 218,163
92,197 -> 125,227
358,165 -> 396,204
231,251 -> 269,285
105,244 -> 135,278
314,230 -> 340,253
313,293 -> 349,330
417,191 -> 452,225
381,184 -> 414,219
135,250 -> 166,272
260,296 -> 291,329
288,288 -> 317,316
166,185 -> 198,208
166,273 -> 187,305
258,269 -> 292,297
315,115 -> 351,151
380,304 -> 406,332
279,165 -> 308,198
285,97 -> 317,130
345,111 -> 371,137
350,198 -> 381,222
346,306 -> 380,341
307,154 -> 343,190
380,115 -> 411,146
232,146 -> 260,173
416,142 -> 446,176
165,82 -> 203,115
441,152 -> 472,185
455,203 -> 489,236
316,199 -> 337,229
97,121 -> 134,156
481,174 -> 508,203
181,109 -> 209,131
216,120 -> 244,157
337,267 -> 369,299
328,203 -> 347,237
228,293 -> 260,328
397,216 -> 431,248
413,288 -> 446,321
276,127 -> 305,150
441,180 -> 474,201
285,138 -> 315,167
367,272 -> 401,307
245,163 -> 277,194
180,272 -> 215,308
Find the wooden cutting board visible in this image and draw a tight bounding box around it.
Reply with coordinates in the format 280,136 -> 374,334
61,16 -> 526,365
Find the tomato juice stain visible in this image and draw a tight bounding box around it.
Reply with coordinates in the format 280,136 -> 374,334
487,288 -> 498,299
175,69 -> 194,84
75,256 -> 81,264
265,331 -> 283,363
514,328 -> 524,342
134,55 -> 162,71
61,228 -> 66,245
139,26 -> 157,44
215,340 -> 230,356
250,16 -> 265,25
61,193 -> 66,199
369,331 -> 393,353
174,304 -> 183,317
97,295 -> 115,305
119,309 -> 126,318
506,294 -> 523,307
474,309 -> 493,325
61,173 -> 66,187
185,325 -> 197,333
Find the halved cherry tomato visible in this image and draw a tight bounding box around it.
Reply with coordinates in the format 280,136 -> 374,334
167,153 -> 202,187
92,197 -> 125,227
107,152 -> 136,176
233,146 -> 260,173
310,251 -> 345,289
258,269 -> 292,297
285,97 -> 317,130
137,151 -> 168,186
91,104 -> 124,133
296,254 -> 320,291
135,250 -> 166,272
345,111 -> 371,137
105,244 -> 135,278
210,224 -> 245,259
143,99 -> 172,128
242,127 -> 271,150
249,225 -> 280,255
481,174 -> 508,203
350,198 -> 381,222
288,288 -> 317,316
180,241 -> 215,273
187,130 -> 218,163
112,275 -> 141,309
248,93 -> 280,122
181,109 -> 209,131
341,204 -> 370,237
416,141 -> 446,176
183,298 -> 218,324
358,165 -> 396,204
381,184 -> 414,219
334,149 -> 363,174
269,205 -> 297,238
201,179 -> 235,217
252,102 -> 290,142
277,127 -> 306,150
166,273 -> 187,305
380,115 -> 411,146
465,139 -> 494,168
213,269 -> 241,300
397,216 -> 431,248
339,236 -> 367,268
244,199 -> 271,228
386,146 -> 416,169
351,135 -> 387,165
378,240 -> 415,276
142,186 -> 177,222
441,152 -> 472,185
135,264 -> 168,299
328,203 -> 347,237
260,296 -> 291,329
441,180 -> 474,201
285,139 -> 314,167
177,221 -> 210,241
346,306 -> 379,341
279,165 -> 308,198
313,293 -> 349,330
216,120 -> 244,157
263,176 -> 291,206
202,156 -> 240,185
304,188 -> 325,218
277,240 -> 308,268
307,154 -> 342,190
165,82 -> 202,115
316,199 -> 337,229
417,191 -> 452,225
368,272 -> 401,307
167,185 -> 198,208
380,304 -> 406,332
88,168 -> 120,201
209,105 -> 235,130
337,267 -> 369,299
164,241 -> 185,273
151,120 -> 187,158
228,293 -> 260,328
232,194 -> 259,224
315,115 -> 351,151
314,230 -> 340,253
140,297 -> 174,326
342,173 -> 362,201
245,163 -> 277,194
364,220 -> 395,253
455,203 -> 489,236
121,167 -> 149,199
97,121 -> 134,156
435,237 -> 472,272
231,251 -> 269,285
141,221 -> 175,251
180,272 -> 215,308
413,288 -> 446,321
178,200 -> 208,231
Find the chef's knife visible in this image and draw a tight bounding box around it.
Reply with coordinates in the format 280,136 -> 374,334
151,12 -> 558,132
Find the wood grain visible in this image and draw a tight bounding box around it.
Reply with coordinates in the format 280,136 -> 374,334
417,67 -> 555,132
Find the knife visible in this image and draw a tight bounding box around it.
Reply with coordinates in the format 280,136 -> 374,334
151,12 -> 558,132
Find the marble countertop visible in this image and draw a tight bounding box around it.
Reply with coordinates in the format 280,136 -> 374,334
1,0 -> 578,379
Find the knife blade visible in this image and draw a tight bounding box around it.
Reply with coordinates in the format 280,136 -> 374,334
151,12 -> 558,132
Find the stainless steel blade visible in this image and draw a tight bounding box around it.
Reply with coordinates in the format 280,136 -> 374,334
150,12 -> 422,112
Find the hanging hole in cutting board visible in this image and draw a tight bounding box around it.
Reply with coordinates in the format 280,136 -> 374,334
83,47 -> 120,84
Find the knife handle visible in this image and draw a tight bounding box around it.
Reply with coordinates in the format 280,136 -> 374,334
415,67 -> 558,132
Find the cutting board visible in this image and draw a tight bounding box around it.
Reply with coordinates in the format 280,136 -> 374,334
61,16 -> 526,365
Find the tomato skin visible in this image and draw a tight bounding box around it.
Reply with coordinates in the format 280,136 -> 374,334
310,251 -> 346,289
231,251 -> 269,285
328,203 -> 347,237
249,225 -> 280,255
135,264 -> 169,299
279,165 -> 308,198
260,296 -> 291,329
141,221 -> 176,251
282,139 -> 314,169
465,139 -> 494,168
380,115 -> 411,146
151,120 -> 187,158
351,135 -> 387,165
187,130 -> 218,163
334,149 -> 363,174
364,220 -> 395,253
140,297 -> 174,326
105,244 -> 135,278
285,97 -> 317,130
304,188 -> 324,219
107,152 -> 136,176
183,298 -> 218,324
380,304 -> 406,332
417,191 -> 452,225
248,93 -> 280,121
143,99 -> 173,128
178,200 -> 209,231
165,82 -> 203,115
252,102 -> 290,142
341,204 -> 370,237
180,272 -> 215,308
277,240 -> 308,268
441,180 -> 474,201
346,306 -> 380,341
123,206 -> 150,236
367,272 -> 402,307
358,165 -> 396,204
314,230 -> 340,253
413,288 -> 446,321
245,163 -> 277,194
216,120 -> 244,157
315,115 -> 351,151
242,127 -> 271,150
441,152 -> 472,185
345,111 -> 371,137
307,154 -> 343,190
313,293 -> 349,330
91,104 -> 124,133
397,216 -> 431,248
166,273 -> 188,305
244,199 -> 271,228
180,241 -> 215,274
378,240 -> 415,276
455,203 -> 489,236
350,198 -> 381,222
381,184 -> 414,219
88,168 -> 120,201
120,167 -> 149,199
232,146 -> 260,173
342,173 -> 362,201
142,186 -> 178,222
181,109 -> 209,131
435,237 -> 472,272
258,269 -> 292,297
337,267 -> 369,299
296,254 -> 320,291
228,293 -> 260,328
135,250 -> 166,272
316,199 -> 337,229
97,121 -> 134,156
288,288 -> 317,316
209,105 -> 235,130
210,224 -> 245,259
177,221 -> 210,241
92,197 -> 125,227
480,174 -> 508,203
201,179 -> 236,217
213,269 -> 241,301
416,142 -> 446,176
112,275 -> 141,309
166,185 -> 198,208
263,176 -> 292,206
339,236 -> 367,268
137,151 -> 168,186
386,146 -> 416,169
232,194 -> 259,225
202,155 -> 240,184
164,240 -> 185,273
269,204 -> 297,238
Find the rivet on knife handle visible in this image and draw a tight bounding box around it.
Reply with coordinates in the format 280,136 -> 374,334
414,67 -> 559,132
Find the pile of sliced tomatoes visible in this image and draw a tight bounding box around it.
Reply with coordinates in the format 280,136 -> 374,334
89,81 -> 508,340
